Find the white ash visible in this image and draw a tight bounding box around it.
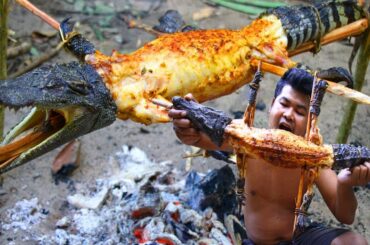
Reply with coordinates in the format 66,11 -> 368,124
180,208 -> 203,226
73,209 -> 103,235
210,227 -> 233,245
2,145 -> 236,244
1,197 -> 47,232
142,217 -> 166,240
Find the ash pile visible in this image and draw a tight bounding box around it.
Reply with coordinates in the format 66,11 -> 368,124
1,145 -> 247,244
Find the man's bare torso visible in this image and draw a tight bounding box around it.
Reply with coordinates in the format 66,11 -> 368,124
243,158 -> 307,244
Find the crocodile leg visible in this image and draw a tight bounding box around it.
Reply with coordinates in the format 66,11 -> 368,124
293,74 -> 327,236
293,66 -> 355,236
236,64 -> 264,217
172,97 -> 232,147
243,62 -> 263,127
59,19 -> 96,60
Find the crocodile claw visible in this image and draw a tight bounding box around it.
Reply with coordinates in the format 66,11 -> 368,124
316,67 -> 354,89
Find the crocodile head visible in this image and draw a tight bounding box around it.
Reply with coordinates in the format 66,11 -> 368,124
0,62 -> 117,173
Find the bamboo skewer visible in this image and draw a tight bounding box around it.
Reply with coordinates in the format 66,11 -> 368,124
288,19 -> 368,57
16,0 -> 368,58
151,99 -> 173,109
253,61 -> 370,105
0,0 -> 9,140
15,0 -> 370,106
293,168 -> 306,234
16,0 -> 59,30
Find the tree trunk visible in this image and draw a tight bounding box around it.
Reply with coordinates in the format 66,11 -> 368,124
0,0 -> 9,140
336,26 -> 370,143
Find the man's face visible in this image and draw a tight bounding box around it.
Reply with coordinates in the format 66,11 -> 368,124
268,85 -> 310,137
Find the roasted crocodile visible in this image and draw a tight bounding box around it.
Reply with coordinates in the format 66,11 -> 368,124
0,0 -> 369,173
79,1 -> 368,124
171,96 -> 370,170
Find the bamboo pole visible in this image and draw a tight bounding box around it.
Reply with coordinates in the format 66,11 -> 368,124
0,0 -> 9,141
252,61 -> 370,105
288,19 -> 368,57
336,26 -> 370,143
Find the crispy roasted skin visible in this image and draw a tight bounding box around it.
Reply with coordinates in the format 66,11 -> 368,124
86,15 -> 291,124
85,1 -> 366,125
0,1 -> 366,172
225,121 -> 334,169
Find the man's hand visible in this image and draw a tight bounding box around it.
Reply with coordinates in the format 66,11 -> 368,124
169,93 -> 234,151
338,161 -> 370,187
168,94 -> 202,146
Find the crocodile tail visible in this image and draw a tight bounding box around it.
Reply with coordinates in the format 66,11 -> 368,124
264,0 -> 366,51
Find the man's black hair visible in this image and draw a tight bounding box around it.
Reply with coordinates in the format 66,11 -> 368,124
273,68 -> 313,98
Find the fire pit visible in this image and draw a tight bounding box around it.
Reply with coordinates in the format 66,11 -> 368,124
1,145 -> 246,244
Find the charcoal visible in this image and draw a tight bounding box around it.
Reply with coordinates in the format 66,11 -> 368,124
184,165 -> 238,221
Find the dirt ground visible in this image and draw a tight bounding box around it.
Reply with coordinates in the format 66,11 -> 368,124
1,0 -> 369,243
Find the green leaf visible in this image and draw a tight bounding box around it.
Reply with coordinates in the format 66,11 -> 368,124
73,0 -> 85,12
208,0 -> 265,15
230,0 -> 285,8
98,16 -> 113,27
30,47 -> 40,57
94,3 -> 115,15
91,25 -> 105,41
84,6 -> 95,15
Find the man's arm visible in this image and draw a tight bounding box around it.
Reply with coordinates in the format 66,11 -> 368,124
315,162 -> 370,224
168,94 -> 233,152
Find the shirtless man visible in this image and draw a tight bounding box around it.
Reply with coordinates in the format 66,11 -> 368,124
169,68 -> 370,245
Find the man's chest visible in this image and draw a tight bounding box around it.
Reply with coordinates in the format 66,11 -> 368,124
244,158 -> 306,204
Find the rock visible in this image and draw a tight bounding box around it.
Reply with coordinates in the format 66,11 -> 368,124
67,187 -> 109,209
55,217 -> 70,228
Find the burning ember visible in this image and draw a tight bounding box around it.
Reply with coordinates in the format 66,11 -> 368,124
1,145 -> 246,244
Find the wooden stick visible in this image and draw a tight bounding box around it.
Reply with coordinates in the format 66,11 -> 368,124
0,130 -> 45,161
15,0 -> 60,30
151,98 -> 173,109
7,42 -> 31,58
293,169 -> 306,235
305,75 -> 317,141
15,0 -> 370,106
182,152 -> 203,158
18,0 -> 368,56
124,19 -> 164,37
288,19 -> 368,57
0,0 -> 9,140
252,60 -> 370,105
